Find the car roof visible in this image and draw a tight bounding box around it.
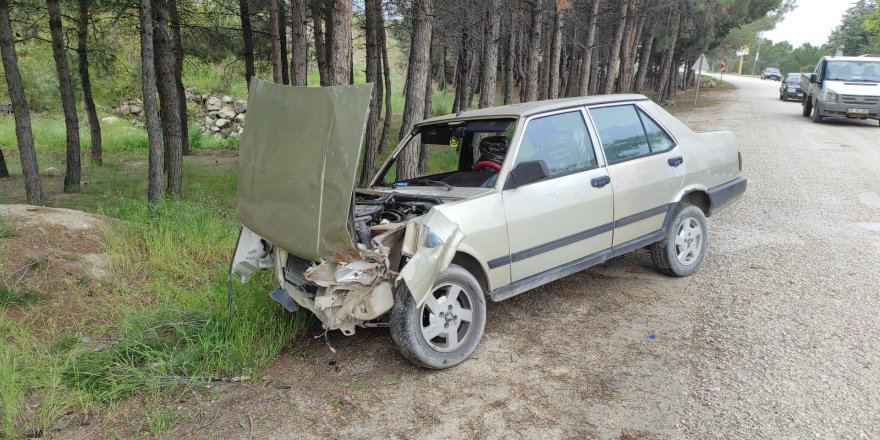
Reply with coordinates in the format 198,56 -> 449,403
416,94 -> 649,126
823,55 -> 880,61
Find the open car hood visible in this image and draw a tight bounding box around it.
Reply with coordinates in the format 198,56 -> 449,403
236,78 -> 373,261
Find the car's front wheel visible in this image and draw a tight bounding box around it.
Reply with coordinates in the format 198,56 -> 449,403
390,265 -> 486,369
650,204 -> 708,277
811,100 -> 823,123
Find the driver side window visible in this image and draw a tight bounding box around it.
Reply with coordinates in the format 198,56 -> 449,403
514,111 -> 597,178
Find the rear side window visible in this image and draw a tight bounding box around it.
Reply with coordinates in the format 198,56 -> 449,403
591,105 -> 676,163
590,105 -> 650,163
515,111 -> 597,178
637,109 -> 675,152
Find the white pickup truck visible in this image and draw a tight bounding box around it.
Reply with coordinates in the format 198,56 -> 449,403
801,55 -> 880,126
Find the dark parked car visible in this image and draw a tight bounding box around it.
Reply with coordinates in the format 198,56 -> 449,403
779,73 -> 803,101
761,67 -> 781,80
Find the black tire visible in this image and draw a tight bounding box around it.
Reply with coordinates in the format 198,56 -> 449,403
779,92 -> 784,100
811,99 -> 823,123
390,264 -> 486,369
650,204 -> 708,277
802,95 -> 812,117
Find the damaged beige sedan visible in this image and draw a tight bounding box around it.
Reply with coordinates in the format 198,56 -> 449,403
232,79 -> 747,369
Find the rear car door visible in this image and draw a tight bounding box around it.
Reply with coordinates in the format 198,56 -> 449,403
587,103 -> 683,246
500,109 -> 614,282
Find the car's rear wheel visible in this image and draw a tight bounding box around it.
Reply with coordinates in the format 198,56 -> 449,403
802,95 -> 812,117
390,264 -> 486,369
651,204 -> 708,277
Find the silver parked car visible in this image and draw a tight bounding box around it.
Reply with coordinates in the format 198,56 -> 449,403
232,79 -> 747,369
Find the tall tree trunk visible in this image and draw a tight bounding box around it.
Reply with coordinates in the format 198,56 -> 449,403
397,0 -> 433,180
617,0 -> 639,93
378,28 -> 393,153
565,34 -> 580,97
139,0 -> 164,204
478,0 -> 501,108
279,1 -> 289,84
327,0 -> 352,85
290,0 -> 308,86
78,0 -> 102,166
311,1 -> 329,85
269,0 -> 283,83
154,0 -> 183,196
438,45 -> 447,91
503,11 -> 516,105
48,0 -> 81,193
452,31 -> 470,113
547,2 -> 566,100
602,0 -> 628,94
634,23 -> 655,94
578,0 -> 600,95
168,0 -> 189,156
0,147 -> 8,178
524,0 -> 542,102
238,0 -> 255,86
0,0 -> 42,204
627,6 -> 646,78
538,21 -> 551,100
657,8 -> 681,102
465,51 -> 477,110
588,46 -> 599,95
418,41 -> 434,173
360,0 -> 382,187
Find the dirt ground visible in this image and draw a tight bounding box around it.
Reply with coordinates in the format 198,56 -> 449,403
57,79 -> 880,439
0,205 -> 130,337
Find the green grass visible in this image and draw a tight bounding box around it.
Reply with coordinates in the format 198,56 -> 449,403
0,285 -> 46,308
0,140 -> 306,437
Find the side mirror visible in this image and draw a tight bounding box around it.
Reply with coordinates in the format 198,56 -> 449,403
505,160 -> 549,189
810,73 -> 819,83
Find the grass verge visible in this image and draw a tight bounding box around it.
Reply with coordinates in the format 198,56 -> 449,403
0,148 -> 308,438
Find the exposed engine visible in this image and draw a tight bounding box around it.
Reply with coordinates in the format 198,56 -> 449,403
352,192 -> 442,249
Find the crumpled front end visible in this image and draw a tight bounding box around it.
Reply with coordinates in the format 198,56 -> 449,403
232,193 -> 464,335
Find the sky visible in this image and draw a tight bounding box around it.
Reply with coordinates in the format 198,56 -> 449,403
763,0 -> 854,47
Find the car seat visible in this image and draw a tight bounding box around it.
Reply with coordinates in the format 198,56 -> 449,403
474,136 -> 508,172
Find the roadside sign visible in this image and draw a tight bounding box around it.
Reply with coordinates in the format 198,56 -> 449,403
691,54 -> 709,72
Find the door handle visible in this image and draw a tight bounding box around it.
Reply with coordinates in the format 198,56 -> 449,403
591,175 -> 611,188
668,156 -> 684,167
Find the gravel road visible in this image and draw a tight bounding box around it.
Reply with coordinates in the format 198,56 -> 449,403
159,76 -> 880,439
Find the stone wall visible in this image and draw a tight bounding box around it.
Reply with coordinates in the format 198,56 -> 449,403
108,88 -> 247,139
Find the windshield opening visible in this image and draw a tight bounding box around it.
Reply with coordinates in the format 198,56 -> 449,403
825,60 -> 880,82
374,118 -> 517,189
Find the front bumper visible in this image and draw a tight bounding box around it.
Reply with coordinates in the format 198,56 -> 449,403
818,100 -> 880,120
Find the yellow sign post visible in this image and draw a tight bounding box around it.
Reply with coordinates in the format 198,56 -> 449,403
737,46 -> 750,76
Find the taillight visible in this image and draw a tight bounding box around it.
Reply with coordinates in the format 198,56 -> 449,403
738,152 -> 743,172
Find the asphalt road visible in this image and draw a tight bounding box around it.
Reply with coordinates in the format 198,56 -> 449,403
161,76 -> 880,440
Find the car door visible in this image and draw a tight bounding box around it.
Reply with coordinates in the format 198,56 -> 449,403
587,103 -> 684,246
500,109 -> 614,282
